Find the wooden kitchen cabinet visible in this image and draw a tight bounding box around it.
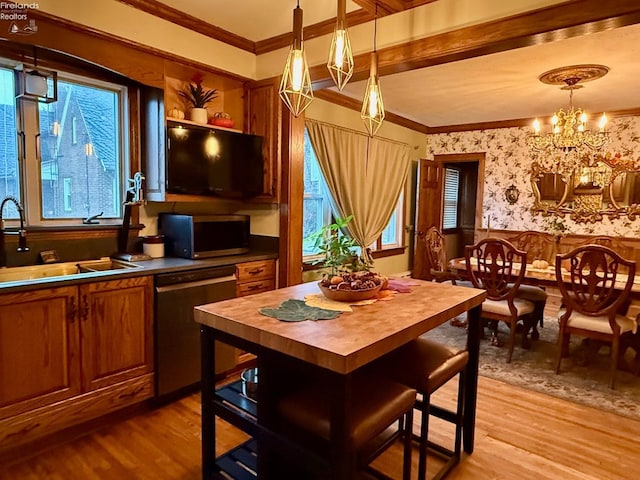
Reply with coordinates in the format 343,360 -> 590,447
80,276 -> 154,392
0,276 -> 154,452
245,78 -> 280,202
235,259 -> 276,297
0,286 -> 80,420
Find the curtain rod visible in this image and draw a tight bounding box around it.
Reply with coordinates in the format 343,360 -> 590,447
305,118 -> 410,148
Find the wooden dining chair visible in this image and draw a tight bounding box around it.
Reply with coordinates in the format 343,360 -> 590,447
505,230 -> 553,336
555,244 -> 637,389
465,238 -> 536,362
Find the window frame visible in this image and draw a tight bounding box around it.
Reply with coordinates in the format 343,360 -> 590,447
1,60 -> 130,228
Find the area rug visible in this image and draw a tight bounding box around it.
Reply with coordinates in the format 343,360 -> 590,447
424,315 -> 640,421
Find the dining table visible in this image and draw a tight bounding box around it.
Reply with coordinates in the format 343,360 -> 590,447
194,278 -> 486,480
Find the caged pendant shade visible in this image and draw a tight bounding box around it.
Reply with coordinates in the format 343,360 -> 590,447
279,2 -> 314,117
361,5 -> 384,136
327,0 -> 354,91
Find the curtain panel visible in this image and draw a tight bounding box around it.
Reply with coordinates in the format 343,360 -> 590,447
305,119 -> 411,262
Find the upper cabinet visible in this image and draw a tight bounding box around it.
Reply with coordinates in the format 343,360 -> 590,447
245,78 -> 281,203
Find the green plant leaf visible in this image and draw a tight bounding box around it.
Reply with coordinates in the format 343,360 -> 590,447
259,299 -> 341,322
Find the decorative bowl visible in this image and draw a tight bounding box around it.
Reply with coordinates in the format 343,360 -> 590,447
318,282 -> 382,302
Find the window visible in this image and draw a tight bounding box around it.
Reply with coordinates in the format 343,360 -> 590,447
303,129 -> 332,256
63,177 -> 72,212
302,128 -> 404,258
0,62 -> 128,226
443,167 -> 460,230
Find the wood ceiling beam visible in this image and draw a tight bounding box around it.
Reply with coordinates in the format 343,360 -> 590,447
310,0 -> 640,90
255,9 -> 373,55
352,0 -> 439,16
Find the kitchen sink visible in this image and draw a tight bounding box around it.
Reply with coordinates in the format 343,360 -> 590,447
0,259 -> 141,283
0,262 -> 82,282
77,259 -> 141,272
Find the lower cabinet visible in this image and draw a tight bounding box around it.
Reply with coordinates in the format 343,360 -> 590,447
0,276 -> 154,452
235,259 -> 276,297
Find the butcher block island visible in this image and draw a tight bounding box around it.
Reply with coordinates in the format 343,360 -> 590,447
194,279 -> 485,479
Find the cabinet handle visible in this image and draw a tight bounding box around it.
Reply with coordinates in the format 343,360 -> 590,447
81,294 -> 89,321
247,283 -> 264,291
68,297 -> 77,323
248,268 -> 264,275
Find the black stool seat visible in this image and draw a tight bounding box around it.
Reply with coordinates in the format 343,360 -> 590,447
277,374 -> 416,479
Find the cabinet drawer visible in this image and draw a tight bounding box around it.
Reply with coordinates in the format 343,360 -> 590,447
236,279 -> 275,297
236,260 -> 275,283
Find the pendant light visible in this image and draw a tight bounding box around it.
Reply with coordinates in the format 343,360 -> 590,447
361,3 -> 385,136
327,0 -> 354,90
279,1 -> 314,117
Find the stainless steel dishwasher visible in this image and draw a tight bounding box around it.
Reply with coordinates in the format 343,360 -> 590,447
154,265 -> 237,398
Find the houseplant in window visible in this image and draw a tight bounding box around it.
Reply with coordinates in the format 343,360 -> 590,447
308,215 -> 385,301
178,73 -> 218,124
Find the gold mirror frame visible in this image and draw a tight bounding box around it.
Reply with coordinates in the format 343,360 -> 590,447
530,155 -> 640,223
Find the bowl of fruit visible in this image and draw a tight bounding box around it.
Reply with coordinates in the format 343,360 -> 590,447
318,271 -> 385,302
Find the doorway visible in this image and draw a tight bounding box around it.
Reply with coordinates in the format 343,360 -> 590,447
412,153 -> 485,280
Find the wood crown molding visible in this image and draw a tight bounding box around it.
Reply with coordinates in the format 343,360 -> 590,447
313,89 -> 430,134
117,0 -> 255,53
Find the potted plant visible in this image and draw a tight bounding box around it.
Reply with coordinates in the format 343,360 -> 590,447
178,73 -> 218,124
307,215 -> 384,301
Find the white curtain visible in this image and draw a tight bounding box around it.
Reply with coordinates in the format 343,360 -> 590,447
305,119 -> 411,262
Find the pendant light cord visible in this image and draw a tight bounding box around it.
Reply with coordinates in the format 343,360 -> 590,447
373,2 -> 378,52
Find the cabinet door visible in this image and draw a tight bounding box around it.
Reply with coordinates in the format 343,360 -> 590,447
246,79 -> 280,202
80,276 -> 153,392
0,286 -> 80,420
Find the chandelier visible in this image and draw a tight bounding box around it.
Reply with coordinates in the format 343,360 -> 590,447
527,65 -> 609,154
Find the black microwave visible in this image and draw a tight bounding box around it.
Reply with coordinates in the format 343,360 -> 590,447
159,213 -> 250,259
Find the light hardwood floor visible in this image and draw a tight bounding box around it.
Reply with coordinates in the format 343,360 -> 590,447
1,373 -> 638,480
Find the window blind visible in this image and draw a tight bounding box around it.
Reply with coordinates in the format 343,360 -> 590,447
443,168 -> 460,229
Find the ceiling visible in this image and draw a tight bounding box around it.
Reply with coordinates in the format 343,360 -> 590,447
145,1 -> 640,129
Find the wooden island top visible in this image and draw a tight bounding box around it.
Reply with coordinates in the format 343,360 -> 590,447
194,279 -> 486,374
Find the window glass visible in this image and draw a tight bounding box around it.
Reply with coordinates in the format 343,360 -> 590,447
38,80 -> 121,220
303,129 -> 332,256
0,67 -> 20,219
443,167 -> 460,229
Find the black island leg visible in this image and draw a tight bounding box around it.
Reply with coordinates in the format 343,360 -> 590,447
201,326 -> 216,479
464,304 -> 482,454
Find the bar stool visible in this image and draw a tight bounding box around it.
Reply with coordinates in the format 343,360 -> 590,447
277,374 -> 416,480
376,337 -> 469,480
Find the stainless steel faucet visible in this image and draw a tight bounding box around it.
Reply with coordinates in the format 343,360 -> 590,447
0,196 -> 29,267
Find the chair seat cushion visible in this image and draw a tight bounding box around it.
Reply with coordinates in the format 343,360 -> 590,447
376,338 -> 469,394
277,375 -> 416,449
558,308 -> 638,334
508,283 -> 548,302
483,297 -> 535,317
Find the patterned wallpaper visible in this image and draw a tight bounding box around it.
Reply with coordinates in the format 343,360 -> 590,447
426,116 -> 640,237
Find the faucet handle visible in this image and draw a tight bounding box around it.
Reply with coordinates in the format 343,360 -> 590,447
17,229 -> 29,252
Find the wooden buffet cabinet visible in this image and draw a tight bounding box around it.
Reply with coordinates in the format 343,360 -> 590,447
0,276 -> 154,452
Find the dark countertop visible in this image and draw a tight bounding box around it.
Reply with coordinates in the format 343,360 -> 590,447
0,251 -> 278,294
